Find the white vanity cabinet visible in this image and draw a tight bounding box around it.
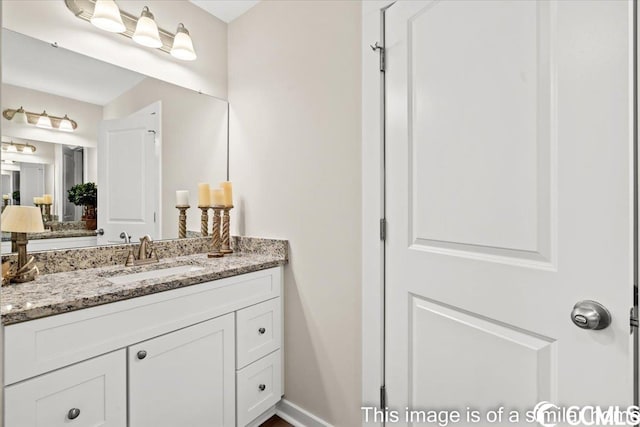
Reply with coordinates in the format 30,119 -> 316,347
3,266 -> 283,427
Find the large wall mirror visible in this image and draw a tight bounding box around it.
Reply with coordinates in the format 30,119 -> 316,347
1,29 -> 229,254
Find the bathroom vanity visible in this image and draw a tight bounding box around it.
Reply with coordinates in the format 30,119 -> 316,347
1,239 -> 286,427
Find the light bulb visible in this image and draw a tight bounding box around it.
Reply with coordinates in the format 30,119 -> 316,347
91,0 -> 126,33
171,23 -> 197,61
12,107 -> 28,125
132,7 -> 162,48
36,111 -> 52,129
59,115 -> 75,132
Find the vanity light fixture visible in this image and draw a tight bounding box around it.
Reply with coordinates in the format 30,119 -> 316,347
12,107 -> 28,125
171,23 -> 197,61
1,141 -> 37,154
36,111 -> 53,129
64,0 -> 197,61
90,0 -> 125,33
132,6 -> 162,48
2,107 -> 78,132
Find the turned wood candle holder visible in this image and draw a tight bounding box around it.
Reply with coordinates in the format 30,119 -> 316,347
207,206 -> 224,258
42,203 -> 52,223
176,205 -> 190,239
220,205 -> 233,254
199,206 -> 209,237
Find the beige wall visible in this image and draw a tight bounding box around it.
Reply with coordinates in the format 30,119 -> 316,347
228,2 -> 362,425
2,0 -> 227,99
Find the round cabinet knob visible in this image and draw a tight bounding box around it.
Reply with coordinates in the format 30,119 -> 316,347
68,408 -> 81,420
258,327 -> 266,335
258,384 -> 266,392
571,300 -> 612,330
137,350 -> 147,360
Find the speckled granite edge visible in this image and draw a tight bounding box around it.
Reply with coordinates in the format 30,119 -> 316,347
1,236 -> 288,276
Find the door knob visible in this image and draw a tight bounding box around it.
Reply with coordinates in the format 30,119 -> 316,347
571,300 -> 611,330
137,350 -> 147,360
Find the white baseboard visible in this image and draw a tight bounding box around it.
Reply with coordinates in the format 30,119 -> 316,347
246,406 -> 277,427
276,399 -> 333,427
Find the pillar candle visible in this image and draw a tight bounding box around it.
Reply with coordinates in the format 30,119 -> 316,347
211,189 -> 225,206
2,195 -> 8,200
43,194 -> 53,204
176,190 -> 189,206
221,181 -> 233,207
198,183 -> 210,207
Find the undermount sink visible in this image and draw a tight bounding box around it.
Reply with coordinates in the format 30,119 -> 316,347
105,265 -> 205,285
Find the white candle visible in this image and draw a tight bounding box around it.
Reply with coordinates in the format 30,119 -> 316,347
211,189 -> 225,206
43,194 -> 53,204
221,181 -> 233,207
198,183 -> 210,207
176,190 -> 189,206
2,195 -> 8,200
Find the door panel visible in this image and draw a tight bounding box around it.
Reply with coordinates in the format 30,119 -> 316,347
386,0 -> 634,421
97,102 -> 159,244
128,314 -> 235,427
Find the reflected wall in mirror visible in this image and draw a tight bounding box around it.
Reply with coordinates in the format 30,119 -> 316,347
1,29 -> 229,254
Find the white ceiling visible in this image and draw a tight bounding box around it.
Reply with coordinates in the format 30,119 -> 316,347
189,0 -> 260,23
2,29 -> 146,106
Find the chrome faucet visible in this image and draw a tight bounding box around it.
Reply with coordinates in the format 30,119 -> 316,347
125,235 -> 159,267
120,231 -> 131,244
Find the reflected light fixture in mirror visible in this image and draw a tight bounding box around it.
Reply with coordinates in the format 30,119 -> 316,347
59,115 -> 75,132
36,111 -> 52,129
171,23 -> 197,61
2,141 -> 36,154
3,107 -> 78,132
133,6 -> 162,48
90,0 -> 125,33
12,107 -> 28,125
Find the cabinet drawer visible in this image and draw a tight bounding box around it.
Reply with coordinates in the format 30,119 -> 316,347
4,350 -> 126,427
236,298 -> 281,368
236,350 -> 282,427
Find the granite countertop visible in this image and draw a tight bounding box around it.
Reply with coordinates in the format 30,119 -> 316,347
2,229 -> 96,241
1,251 -> 285,325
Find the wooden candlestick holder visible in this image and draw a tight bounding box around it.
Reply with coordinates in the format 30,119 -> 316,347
220,205 -> 233,254
42,203 -> 52,222
208,206 -> 224,258
199,206 -> 209,237
176,205 -> 189,238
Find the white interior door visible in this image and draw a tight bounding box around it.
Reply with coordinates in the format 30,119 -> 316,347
19,162 -> 44,208
97,102 -> 160,244
385,0 -> 634,423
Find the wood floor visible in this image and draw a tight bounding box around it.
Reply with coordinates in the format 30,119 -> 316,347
259,415 -> 293,427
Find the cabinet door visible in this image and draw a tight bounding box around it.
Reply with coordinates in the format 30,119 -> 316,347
4,350 -> 126,427
129,314 -> 235,427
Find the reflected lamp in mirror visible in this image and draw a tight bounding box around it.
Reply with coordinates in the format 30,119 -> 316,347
1,141 -> 36,154
91,0 -> 126,33
3,107 -> 78,131
1,206 -> 45,284
36,111 -> 52,129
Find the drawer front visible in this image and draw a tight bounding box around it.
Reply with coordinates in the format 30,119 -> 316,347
236,298 -> 282,368
237,350 -> 282,427
4,350 -> 126,427
5,267 -> 282,385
